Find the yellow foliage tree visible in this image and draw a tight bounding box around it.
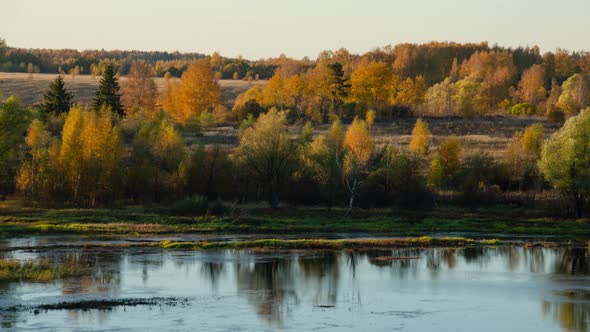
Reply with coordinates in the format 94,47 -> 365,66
59,107 -> 123,205
343,117 -> 374,212
350,62 -> 393,113
409,118 -> 431,156
163,60 -> 221,124
437,136 -> 462,182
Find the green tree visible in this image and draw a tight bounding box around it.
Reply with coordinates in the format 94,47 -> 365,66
452,79 -> 488,116
93,64 -> 124,116
538,108 -> 590,217
129,116 -> 186,202
41,76 -> 73,115
0,96 -> 30,193
557,74 -> 590,115
232,109 -> 296,208
327,62 -> 351,111
299,118 -> 345,208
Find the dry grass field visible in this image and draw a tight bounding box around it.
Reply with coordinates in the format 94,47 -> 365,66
194,116 -> 561,159
0,72 -> 264,108
0,72 -> 560,158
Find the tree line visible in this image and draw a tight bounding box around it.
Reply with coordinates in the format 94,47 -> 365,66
233,45 -> 590,123
2,47 -> 590,217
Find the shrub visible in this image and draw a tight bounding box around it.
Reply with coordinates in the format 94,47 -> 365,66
546,107 -> 565,123
209,199 -> 228,215
510,103 -> 537,116
172,195 -> 208,214
458,153 -> 502,208
360,150 -> 432,208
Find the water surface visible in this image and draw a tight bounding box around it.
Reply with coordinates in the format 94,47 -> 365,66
1,237 -> 589,331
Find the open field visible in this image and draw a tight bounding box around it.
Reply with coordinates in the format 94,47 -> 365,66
0,72 -> 265,108
195,116 -> 561,158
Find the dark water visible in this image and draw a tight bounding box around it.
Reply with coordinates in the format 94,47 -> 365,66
1,238 -> 589,331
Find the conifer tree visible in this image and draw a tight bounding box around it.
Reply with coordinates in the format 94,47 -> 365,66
93,64 -> 124,116
41,76 -> 73,115
327,62 -> 350,110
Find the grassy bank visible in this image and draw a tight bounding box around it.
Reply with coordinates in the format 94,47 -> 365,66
0,259 -> 87,282
1,200 -> 590,237
159,236 -> 502,250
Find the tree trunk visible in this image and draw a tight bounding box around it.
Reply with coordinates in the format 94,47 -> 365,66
574,192 -> 585,218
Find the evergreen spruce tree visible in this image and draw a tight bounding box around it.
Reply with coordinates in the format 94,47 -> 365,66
327,62 -> 351,110
41,75 -> 73,115
93,64 -> 124,116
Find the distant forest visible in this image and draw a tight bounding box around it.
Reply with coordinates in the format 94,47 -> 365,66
1,38 -> 589,84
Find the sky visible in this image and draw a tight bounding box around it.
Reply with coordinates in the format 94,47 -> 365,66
1,0 -> 589,60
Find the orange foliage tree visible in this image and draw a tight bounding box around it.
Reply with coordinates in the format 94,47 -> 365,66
163,60 -> 221,124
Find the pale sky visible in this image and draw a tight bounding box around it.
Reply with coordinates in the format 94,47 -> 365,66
1,0 -> 589,59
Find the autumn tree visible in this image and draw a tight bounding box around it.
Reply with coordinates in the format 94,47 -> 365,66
121,61 -> 159,117
429,136 -> 462,188
163,60 -> 221,124
129,116 -> 186,201
16,120 -> 52,199
460,51 -> 516,107
425,78 -> 453,116
505,124 -> 543,190
41,76 -> 73,116
343,117 -> 374,213
260,73 -> 289,111
409,118 -> 431,156
538,109 -> 590,217
232,85 -> 264,121
395,76 -> 427,109
557,74 -> 590,115
92,64 -> 124,116
59,107 -> 123,205
350,62 -> 393,113
452,79 -> 488,116
232,109 -> 296,208
516,64 -> 546,105
299,118 -> 345,208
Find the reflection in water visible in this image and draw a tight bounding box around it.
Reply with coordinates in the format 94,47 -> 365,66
236,259 -> 298,327
1,244 -> 590,331
543,295 -> 590,332
556,248 -> 589,275
299,253 -> 340,306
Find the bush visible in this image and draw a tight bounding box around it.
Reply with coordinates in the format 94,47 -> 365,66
172,196 -> 208,214
510,103 -> 537,116
547,107 -> 565,123
359,150 -> 432,208
458,153 -> 502,208
209,199 -> 229,215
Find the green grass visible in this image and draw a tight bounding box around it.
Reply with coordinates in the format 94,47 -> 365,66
158,237 -> 496,250
0,259 -> 87,282
1,200 -> 589,237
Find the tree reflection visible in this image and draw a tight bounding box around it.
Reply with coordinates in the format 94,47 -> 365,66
201,262 -> 225,290
542,294 -> 590,332
299,253 -> 340,306
555,248 -> 589,275
59,250 -> 122,295
236,258 -> 298,327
